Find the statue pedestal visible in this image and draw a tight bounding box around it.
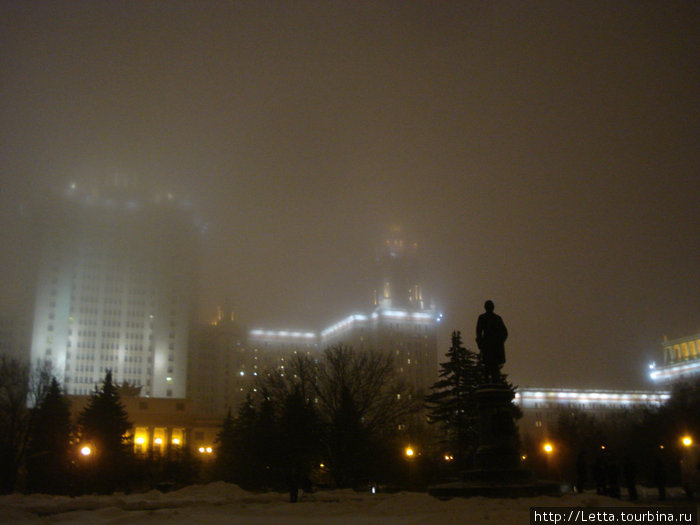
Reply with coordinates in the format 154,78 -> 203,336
429,383 -> 561,499
473,384 -> 520,470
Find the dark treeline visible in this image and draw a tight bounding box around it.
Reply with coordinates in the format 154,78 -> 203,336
0,358 -> 201,494
522,379 -> 700,497
213,345 -> 423,490
2,341 -> 698,496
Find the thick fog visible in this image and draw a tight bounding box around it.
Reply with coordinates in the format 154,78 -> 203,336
1,1 -> 698,389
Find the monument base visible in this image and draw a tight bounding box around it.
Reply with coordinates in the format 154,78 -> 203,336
428,383 -> 562,499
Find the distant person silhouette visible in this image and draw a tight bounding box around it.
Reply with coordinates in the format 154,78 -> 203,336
475,300 -> 508,383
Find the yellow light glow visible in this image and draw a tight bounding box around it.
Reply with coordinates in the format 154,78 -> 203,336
320,463 -> 325,468
80,446 -> 92,456
405,447 -> 414,457
172,438 -> 180,445
135,436 -> 145,445
198,447 -> 205,453
521,454 -> 527,461
154,438 -> 163,445
206,447 -> 213,453
443,454 -> 454,461
682,436 -> 693,447
543,443 -> 554,454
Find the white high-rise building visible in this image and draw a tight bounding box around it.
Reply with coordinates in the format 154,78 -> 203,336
30,181 -> 198,397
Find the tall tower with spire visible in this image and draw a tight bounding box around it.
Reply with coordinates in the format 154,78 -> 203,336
322,227 -> 440,391
374,227 -> 425,310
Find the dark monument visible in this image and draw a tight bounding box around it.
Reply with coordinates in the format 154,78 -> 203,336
476,300 -> 507,383
429,301 -> 561,499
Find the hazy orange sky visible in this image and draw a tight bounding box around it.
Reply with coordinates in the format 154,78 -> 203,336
1,1 -> 697,389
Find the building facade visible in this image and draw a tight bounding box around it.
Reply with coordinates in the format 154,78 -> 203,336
29,181 -> 198,398
187,230 -> 440,418
515,387 -> 671,441
649,333 -> 700,384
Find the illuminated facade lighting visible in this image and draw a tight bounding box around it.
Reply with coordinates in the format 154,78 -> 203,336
30,181 -> 197,398
515,388 -> 670,409
651,333 -> 700,384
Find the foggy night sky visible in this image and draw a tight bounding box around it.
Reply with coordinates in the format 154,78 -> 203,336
1,1 -> 698,390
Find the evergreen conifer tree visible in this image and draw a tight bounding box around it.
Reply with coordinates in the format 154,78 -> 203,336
78,370 -> 132,492
279,385 -> 321,483
25,378 -> 72,493
214,407 -> 237,482
425,331 -> 483,466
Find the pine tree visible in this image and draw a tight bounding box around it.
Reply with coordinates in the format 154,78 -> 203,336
78,370 -> 132,492
215,395 -> 259,485
25,378 -> 72,493
425,331 -> 483,466
279,385 -> 321,481
214,408 -> 237,482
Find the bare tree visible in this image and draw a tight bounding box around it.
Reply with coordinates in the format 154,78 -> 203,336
314,346 -> 417,438
0,355 -> 52,493
257,345 -> 419,487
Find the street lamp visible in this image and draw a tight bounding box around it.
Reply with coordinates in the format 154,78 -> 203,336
681,436 -> 693,447
543,442 -> 554,454
405,446 -> 414,457
80,445 -> 92,456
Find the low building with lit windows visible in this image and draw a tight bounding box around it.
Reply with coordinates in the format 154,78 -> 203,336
515,387 -> 670,441
68,394 -> 221,457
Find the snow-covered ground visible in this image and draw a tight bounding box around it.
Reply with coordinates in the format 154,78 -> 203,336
0,482 -> 690,524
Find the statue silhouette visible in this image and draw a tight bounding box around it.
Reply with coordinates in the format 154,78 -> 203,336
475,300 -> 508,383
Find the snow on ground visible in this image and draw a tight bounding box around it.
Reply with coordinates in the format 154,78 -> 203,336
0,482 -> 689,525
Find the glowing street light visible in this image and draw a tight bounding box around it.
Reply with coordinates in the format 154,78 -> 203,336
405,446 -> 415,457
135,436 -> 146,445
80,445 -> 92,456
681,436 -> 693,447
543,442 -> 554,454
